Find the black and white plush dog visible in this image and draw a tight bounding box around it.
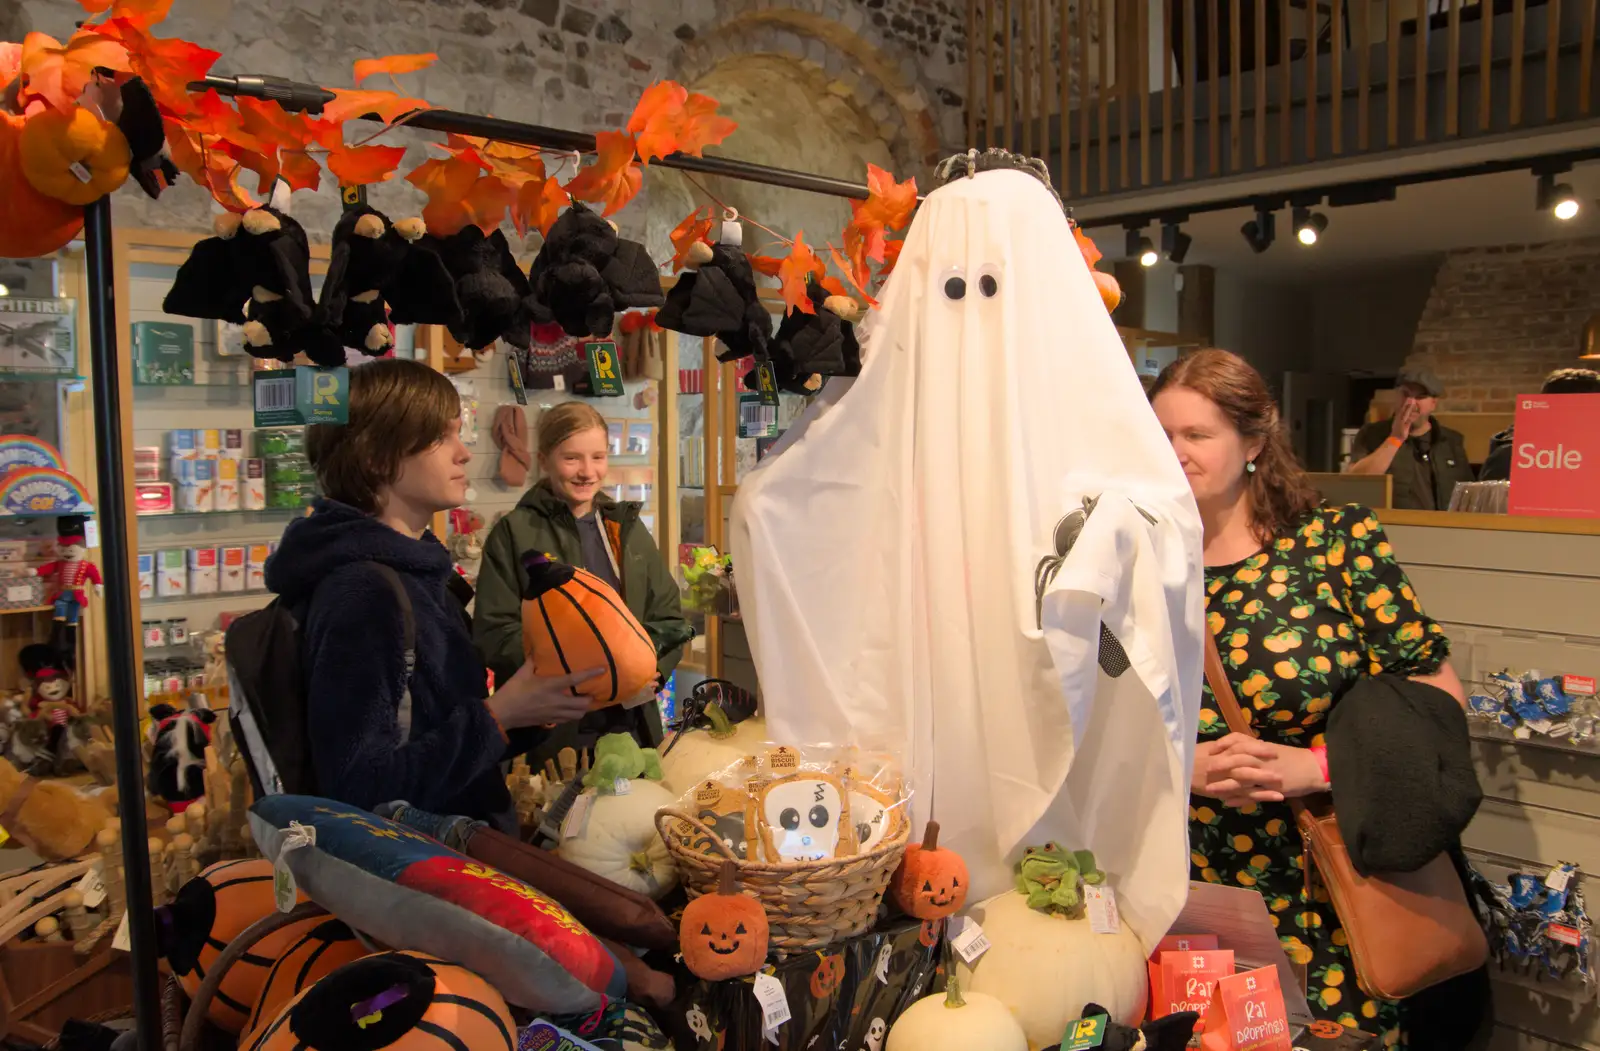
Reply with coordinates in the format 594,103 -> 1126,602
146,704 -> 216,808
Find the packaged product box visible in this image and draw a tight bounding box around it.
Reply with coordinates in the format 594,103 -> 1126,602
215,457 -> 241,511
135,482 -> 173,515
135,445 -> 163,482
0,540 -> 27,563
220,546 -> 246,592
246,544 -> 271,591
156,548 -> 187,597
132,321 -> 195,385
137,553 -> 154,599
243,459 -> 266,510
179,458 -> 217,513
1151,949 -> 1233,1032
0,574 -> 43,610
168,429 -> 196,474
221,429 -> 245,459
199,429 -> 221,457
188,547 -> 219,594
255,428 -> 304,457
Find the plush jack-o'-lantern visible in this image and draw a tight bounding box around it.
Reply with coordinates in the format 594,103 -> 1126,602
19,106 -> 131,205
809,953 -> 845,998
243,918 -> 368,1034
0,108 -> 84,258
679,861 -> 769,980
520,552 -> 657,707
890,821 -> 969,920
241,951 -> 515,1051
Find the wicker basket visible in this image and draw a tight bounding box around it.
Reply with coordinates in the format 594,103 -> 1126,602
656,806 -> 909,954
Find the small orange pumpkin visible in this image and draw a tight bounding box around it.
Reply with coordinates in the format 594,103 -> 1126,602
19,106 -> 130,206
0,108 -> 83,258
891,821 -> 969,920
809,953 -> 845,998
679,861 -> 769,980
520,551 -> 657,706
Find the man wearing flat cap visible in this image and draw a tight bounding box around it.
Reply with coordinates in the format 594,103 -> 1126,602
1345,368 -> 1474,510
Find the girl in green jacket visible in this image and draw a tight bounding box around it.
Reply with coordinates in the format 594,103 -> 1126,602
473,401 -> 694,762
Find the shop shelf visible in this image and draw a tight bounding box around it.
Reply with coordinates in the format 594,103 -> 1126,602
0,372 -> 85,382
1469,720 -> 1600,761
0,509 -> 96,520
0,605 -> 51,615
136,508 -> 302,520
140,591 -> 270,605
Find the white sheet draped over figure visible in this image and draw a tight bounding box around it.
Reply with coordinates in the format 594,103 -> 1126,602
729,161 -> 1205,949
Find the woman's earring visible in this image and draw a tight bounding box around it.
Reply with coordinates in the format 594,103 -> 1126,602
1246,461 -> 1257,474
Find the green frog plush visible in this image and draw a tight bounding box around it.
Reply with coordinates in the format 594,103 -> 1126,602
582,732 -> 664,793
1014,843 -> 1105,916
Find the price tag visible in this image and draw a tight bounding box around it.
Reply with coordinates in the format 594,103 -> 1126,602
560,792 -> 595,840
5,585 -> 29,602
69,161 -> 92,184
584,341 -> 624,397
506,351 -> 528,406
1548,922 -> 1583,947
0,822 -> 9,848
77,866 -> 107,909
950,917 -> 991,964
612,777 -> 632,796
1063,1014 -> 1109,1051
755,359 -> 780,406
1546,865 -> 1573,894
85,519 -> 100,549
112,911 -> 131,952
1085,885 -> 1121,935
274,822 -> 316,913
1564,675 -> 1598,697
752,972 -> 791,1032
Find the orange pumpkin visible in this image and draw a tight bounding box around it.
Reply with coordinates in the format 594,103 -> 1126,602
19,106 -> 130,205
0,109 -> 83,258
244,917 -> 369,1034
241,951 -> 515,1051
520,551 -> 657,706
679,861 -> 769,980
164,858 -> 320,1032
891,820 -> 969,920
809,953 -> 845,998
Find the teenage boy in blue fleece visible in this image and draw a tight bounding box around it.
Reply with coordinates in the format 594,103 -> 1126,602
265,358 -> 599,830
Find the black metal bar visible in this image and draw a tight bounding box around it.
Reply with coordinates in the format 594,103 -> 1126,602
82,197 -> 164,1051
193,74 -> 874,202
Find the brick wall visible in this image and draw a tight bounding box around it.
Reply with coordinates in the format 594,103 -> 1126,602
1404,237 -> 1600,413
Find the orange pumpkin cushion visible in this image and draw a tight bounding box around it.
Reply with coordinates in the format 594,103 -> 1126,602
19,106 -> 130,206
0,110 -> 83,258
520,552 -> 657,707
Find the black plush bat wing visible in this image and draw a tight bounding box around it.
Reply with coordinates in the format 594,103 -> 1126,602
162,236 -> 247,322
769,281 -> 854,377
602,239 -> 666,310
317,223 -> 356,329
658,267 -> 747,337
385,237 -> 463,328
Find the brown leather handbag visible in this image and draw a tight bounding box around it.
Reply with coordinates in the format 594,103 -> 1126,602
1202,634 -> 1489,1001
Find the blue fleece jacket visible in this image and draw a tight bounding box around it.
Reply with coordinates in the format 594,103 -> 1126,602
265,500 -> 514,821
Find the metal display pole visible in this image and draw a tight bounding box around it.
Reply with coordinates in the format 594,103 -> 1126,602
82,197 -> 165,1051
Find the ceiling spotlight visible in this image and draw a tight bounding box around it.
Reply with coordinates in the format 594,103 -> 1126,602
1240,208 -> 1276,254
1124,228 -> 1158,266
0,284 -> 8,297
1161,224 -> 1192,265
1536,172 -> 1582,221
1293,207 -> 1328,246
1138,238 -> 1158,267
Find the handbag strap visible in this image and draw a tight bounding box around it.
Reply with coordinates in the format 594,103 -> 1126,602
1203,631 -> 1255,738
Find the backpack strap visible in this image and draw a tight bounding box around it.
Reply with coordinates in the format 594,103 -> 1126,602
370,564 -> 417,742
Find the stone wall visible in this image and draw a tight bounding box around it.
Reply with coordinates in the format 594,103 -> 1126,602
1402,237 -> 1600,413
13,0 -> 964,250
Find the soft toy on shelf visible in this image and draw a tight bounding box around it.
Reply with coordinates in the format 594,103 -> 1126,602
1041,1004 -> 1200,1051
0,93 -> 85,258
559,733 -> 678,898
520,552 -> 657,707
0,755 -> 111,859
525,201 -> 665,339
146,703 -> 217,810
890,820 -> 969,921
18,105 -> 130,206
318,205 -> 461,354
1015,842 -> 1105,916
656,231 -> 770,363
35,514 -> 101,655
678,860 -> 769,980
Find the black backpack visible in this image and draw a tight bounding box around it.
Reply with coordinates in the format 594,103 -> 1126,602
225,563 -> 416,799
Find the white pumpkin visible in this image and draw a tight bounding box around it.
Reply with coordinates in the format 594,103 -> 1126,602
659,716 -> 769,794
887,989 -> 1027,1051
556,778 -> 680,899
957,890 -> 1149,1050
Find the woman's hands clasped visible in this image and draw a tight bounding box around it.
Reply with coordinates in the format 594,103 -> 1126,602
1191,733 -> 1329,808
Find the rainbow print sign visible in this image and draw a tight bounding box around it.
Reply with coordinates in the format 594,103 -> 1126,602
0,467 -> 92,515
0,435 -> 65,475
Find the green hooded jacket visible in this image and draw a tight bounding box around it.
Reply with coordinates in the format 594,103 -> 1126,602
472,480 -> 694,750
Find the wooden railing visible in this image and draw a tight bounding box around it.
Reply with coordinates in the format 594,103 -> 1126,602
967,0 -> 1600,198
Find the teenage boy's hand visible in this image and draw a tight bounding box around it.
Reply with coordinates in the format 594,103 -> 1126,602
488,664 -> 603,730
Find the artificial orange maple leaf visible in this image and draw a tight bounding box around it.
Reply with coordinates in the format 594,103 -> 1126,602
627,81 -> 688,164
857,163 -> 917,230
77,0 -> 174,26
747,255 -> 783,278
827,246 -> 878,306
92,18 -> 219,117
673,93 -> 737,157
168,124 -> 257,211
278,150 -> 323,193
407,153 -> 490,235
668,206 -> 713,272
1073,225 -> 1103,267
879,237 -> 905,276
322,87 -> 428,125
778,233 -> 821,316
456,176 -> 518,234
353,53 -> 437,84
327,143 -> 406,186
516,176 -> 569,237
564,131 -> 642,216
19,30 -> 130,111
235,96 -> 314,151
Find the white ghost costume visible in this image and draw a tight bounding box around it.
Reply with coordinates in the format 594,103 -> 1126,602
728,165 -> 1205,949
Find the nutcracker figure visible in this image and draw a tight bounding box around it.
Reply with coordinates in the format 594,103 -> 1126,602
35,515 -> 101,656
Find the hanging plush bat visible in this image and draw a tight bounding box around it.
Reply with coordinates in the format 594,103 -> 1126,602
317,205 -> 461,354
163,207 -> 344,367
525,201 -> 665,339
742,278 -> 862,395
1040,1004 -> 1198,1051
85,72 -> 177,199
414,226 -> 533,351
656,240 -> 770,363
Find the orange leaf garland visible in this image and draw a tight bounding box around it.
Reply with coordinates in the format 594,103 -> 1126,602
668,205 -> 714,272
626,81 -> 736,163
277,149 -> 323,192
857,163 -> 918,231
673,93 -> 737,157
353,53 -> 438,84
90,18 -> 218,116
827,246 -> 879,307
564,130 -> 642,216
516,176 -> 569,237
1073,225 -> 1102,267
321,87 -> 428,125
747,255 -> 784,278
19,30 -> 131,111
879,237 -> 905,276
326,143 -> 406,186
778,233 -> 821,315
77,0 -> 176,27
406,152 -> 489,235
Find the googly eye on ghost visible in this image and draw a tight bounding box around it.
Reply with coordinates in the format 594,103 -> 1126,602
757,774 -> 847,862
939,264 -> 1003,302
